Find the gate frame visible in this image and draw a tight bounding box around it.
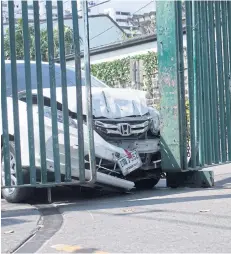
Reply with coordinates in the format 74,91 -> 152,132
1,0 -> 98,203
156,1 -> 217,188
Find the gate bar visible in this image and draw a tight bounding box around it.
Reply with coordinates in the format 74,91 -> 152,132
71,0 -> 85,183
21,1 -> 36,184
185,1 -> 196,168
192,1 -> 199,166
201,1 -> 213,165
46,1 -> 61,182
206,2 -> 214,163
33,1 -> 47,183
176,1 -> 188,170
8,1 -> 23,185
82,0 -> 97,182
215,1 -> 227,162
228,1 -> 231,161
1,7 -> 11,187
208,2 -> 220,164
206,1 -> 215,163
199,2 -> 208,163
197,2 -> 205,166
221,1 -> 231,161
57,1 -> 72,182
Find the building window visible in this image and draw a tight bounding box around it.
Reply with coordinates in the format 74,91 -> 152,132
120,12 -> 130,16
116,18 -> 128,22
88,1 -> 96,6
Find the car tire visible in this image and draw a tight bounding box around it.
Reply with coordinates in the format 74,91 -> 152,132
135,177 -> 160,190
1,141 -> 33,203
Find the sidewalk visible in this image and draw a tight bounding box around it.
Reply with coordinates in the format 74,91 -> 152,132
1,200 -> 40,253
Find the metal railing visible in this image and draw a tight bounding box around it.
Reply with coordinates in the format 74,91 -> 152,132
185,1 -> 231,168
1,0 -> 97,190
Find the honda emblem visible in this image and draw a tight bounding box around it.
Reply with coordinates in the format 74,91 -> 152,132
118,123 -> 131,136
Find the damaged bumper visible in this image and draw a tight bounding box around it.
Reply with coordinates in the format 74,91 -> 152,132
50,128 -> 161,191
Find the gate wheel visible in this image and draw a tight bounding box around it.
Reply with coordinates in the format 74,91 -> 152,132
1,141 -> 33,203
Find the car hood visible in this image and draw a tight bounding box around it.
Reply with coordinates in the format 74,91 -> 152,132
33,86 -> 157,118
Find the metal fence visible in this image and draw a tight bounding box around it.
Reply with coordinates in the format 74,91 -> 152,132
2,0 -> 231,193
1,0 -> 96,190
157,1 -> 231,171
185,1 -> 231,168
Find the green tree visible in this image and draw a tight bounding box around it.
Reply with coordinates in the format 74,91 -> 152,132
4,19 -> 75,61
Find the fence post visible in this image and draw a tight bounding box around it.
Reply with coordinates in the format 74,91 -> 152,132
156,1 -> 187,171
130,59 -> 136,89
136,60 -> 141,90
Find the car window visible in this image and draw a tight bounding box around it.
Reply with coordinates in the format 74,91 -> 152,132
56,66 -> 107,88
5,62 -> 107,96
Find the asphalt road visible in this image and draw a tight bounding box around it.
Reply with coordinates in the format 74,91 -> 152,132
2,165 -> 231,253
36,165 -> 231,253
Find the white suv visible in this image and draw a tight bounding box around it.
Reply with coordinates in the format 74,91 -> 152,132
1,61 -> 161,203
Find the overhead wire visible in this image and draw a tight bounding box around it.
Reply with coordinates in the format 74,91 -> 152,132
90,0 -> 154,41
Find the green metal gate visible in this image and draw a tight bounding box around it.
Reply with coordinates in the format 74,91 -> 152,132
1,0 -> 231,196
156,1 -> 231,175
1,0 -> 97,197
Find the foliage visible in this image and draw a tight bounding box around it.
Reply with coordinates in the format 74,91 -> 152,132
91,57 -> 130,87
91,51 -> 158,89
4,19 -> 74,61
136,52 -> 158,90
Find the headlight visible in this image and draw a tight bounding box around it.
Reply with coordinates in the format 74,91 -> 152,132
148,106 -> 160,135
44,106 -> 77,128
150,115 -> 160,135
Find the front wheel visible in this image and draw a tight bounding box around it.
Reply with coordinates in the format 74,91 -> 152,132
1,141 -> 33,203
135,177 -> 160,190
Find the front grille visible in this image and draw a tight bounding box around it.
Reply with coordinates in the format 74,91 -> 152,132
94,117 -> 151,140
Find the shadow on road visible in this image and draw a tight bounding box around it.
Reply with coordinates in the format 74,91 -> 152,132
215,177 -> 231,186
1,174 -> 230,220
1,217 -> 31,227
54,192 -> 231,213
1,207 -> 37,219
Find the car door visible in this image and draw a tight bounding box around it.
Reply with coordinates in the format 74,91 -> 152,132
32,96 -> 80,177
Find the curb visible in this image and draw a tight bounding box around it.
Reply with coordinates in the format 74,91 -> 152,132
11,204 -> 63,253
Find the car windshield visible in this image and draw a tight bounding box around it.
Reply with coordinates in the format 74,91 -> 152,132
5,61 -> 107,96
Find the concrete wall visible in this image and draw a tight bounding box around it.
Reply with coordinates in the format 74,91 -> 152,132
66,34 -> 187,66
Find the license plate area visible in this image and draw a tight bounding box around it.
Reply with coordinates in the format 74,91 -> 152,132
118,150 -> 142,176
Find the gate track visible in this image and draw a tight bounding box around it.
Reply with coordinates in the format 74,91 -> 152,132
12,204 -> 63,254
